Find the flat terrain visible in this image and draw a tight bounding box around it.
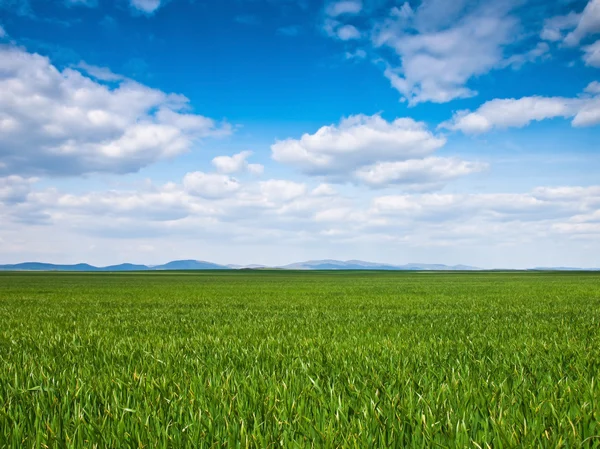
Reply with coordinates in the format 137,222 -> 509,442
0,271 -> 599,448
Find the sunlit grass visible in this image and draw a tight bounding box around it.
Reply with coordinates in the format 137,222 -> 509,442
1,271 -> 599,447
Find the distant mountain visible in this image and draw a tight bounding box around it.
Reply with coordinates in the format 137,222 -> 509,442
0,259 -> 227,271
279,260 -> 480,271
4,259 -> 594,272
0,262 -> 100,271
100,263 -> 150,271
227,264 -> 268,269
152,260 -> 227,270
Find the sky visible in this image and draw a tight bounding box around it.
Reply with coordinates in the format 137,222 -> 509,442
0,0 -> 599,268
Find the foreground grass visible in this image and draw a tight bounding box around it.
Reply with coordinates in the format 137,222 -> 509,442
0,271 -> 599,448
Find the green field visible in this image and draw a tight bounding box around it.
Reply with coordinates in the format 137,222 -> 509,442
1,271 -> 599,448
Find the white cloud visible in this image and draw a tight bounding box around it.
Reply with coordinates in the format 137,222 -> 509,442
0,176 -> 35,204
583,39 -> 600,67
183,172 -> 240,199
271,114 -> 489,189
354,157 -> 487,189
324,19 -> 361,41
272,114 -> 445,174
130,0 -> 162,14
336,24 -> 361,40
345,49 -> 366,59
373,2 -> 519,105
212,151 -> 264,175
541,11 -> 581,42
259,180 -> 307,203
564,0 -> 600,46
3,175 -> 599,268
311,184 -> 337,196
441,86 -> 600,133
326,0 -> 362,17
66,0 -> 98,7
0,45 -> 230,176
585,80 -> 600,94
75,61 -> 125,82
441,97 -> 580,133
502,42 -> 550,69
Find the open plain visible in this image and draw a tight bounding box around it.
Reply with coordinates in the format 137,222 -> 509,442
1,271 -> 599,448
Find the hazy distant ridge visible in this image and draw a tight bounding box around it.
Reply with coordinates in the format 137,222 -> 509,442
0,260 -> 228,272
0,259 -> 481,271
2,259 -> 598,271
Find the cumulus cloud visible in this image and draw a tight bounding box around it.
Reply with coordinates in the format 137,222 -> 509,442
372,1 -> 519,104
586,80 -> 600,94
0,45 -> 230,177
212,151 -> 264,175
336,24 -> 361,40
75,61 -> 125,82
441,86 -> 600,133
564,0 -> 600,46
3,175 -> 600,266
345,49 -> 366,59
370,189 -> 591,224
502,42 -> 550,69
354,157 -> 487,189
324,19 -> 362,41
271,114 -> 488,189
326,0 -> 362,17
0,176 -> 35,204
183,172 -> 241,199
259,180 -> 307,203
272,114 -> 444,173
541,11 -> 581,42
583,39 -> 600,67
130,0 -> 162,14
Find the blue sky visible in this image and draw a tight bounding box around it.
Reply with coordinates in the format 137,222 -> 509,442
1,0 -> 599,268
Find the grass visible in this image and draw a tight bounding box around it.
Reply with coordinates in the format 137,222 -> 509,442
0,270 -> 599,448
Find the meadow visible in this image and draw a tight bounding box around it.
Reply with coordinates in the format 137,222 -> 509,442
0,270 -> 599,448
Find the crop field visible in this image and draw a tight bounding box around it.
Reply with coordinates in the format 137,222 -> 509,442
0,271 -> 599,448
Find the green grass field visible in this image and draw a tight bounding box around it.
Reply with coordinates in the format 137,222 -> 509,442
1,271 -> 599,448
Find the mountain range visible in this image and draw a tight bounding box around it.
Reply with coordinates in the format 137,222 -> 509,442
0,260 -> 598,272
0,259 -> 480,271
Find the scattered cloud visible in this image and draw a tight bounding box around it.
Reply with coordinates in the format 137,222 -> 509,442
2,175 -> 599,259
541,11 -> 581,42
326,0 -> 362,17
336,24 -> 361,40
583,39 -> 600,66
66,0 -> 98,7
0,45 -> 230,177
75,61 -> 125,82
345,49 -> 366,59
130,0 -> 162,14
271,114 -> 483,189
183,172 -> 241,199
0,25 -> 6,38
0,176 -> 35,204
372,1 -> 520,105
441,85 -> 600,133
564,0 -> 600,46
272,115 -> 445,175
502,42 -> 550,69
586,80 -> 600,94
212,151 -> 264,175
354,157 -> 487,189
